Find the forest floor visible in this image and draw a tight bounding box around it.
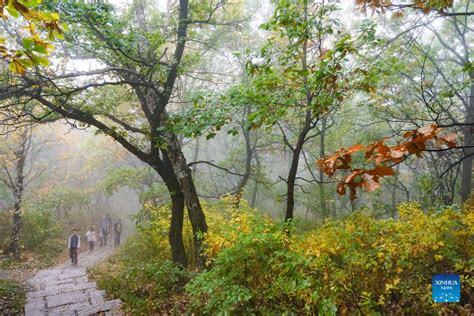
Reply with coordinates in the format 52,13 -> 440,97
24,243 -> 122,316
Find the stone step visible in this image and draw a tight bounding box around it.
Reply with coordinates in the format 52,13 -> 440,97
25,247 -> 122,316
74,299 -> 122,316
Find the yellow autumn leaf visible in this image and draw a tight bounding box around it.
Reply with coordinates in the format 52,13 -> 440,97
9,59 -> 26,74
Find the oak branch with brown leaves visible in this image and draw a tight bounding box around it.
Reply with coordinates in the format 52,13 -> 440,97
318,124 -> 458,200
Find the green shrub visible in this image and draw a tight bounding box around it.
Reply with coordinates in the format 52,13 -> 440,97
186,203 -> 473,314
22,209 -> 63,262
89,203 -> 194,314
186,216 -> 315,314
0,279 -> 26,315
0,208 -> 63,262
22,209 -> 62,249
91,258 -> 189,314
89,228 -> 192,314
91,199 -> 473,314
89,198 -> 244,313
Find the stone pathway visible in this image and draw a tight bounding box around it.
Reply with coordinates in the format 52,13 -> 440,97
25,245 -> 122,316
0,269 -> 11,280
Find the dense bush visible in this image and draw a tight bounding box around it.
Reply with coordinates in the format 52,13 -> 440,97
89,203 -> 195,314
187,214 -> 316,313
0,208 -> 63,261
90,199 -> 473,314
187,202 -> 473,314
0,184 -> 96,264
0,279 -> 25,315
90,258 -> 189,314
22,209 -> 63,258
89,199 -> 240,313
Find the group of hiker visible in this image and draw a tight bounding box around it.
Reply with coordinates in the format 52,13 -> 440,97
67,214 -> 123,265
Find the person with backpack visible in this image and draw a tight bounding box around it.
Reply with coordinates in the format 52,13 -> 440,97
114,219 -> 123,246
67,229 -> 80,265
106,214 -> 112,234
99,214 -> 112,246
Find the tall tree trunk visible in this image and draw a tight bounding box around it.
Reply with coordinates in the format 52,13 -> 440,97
154,155 -> 188,267
156,0 -> 208,268
234,117 -> 253,207
286,151 -> 298,221
250,151 -> 260,209
191,137 -> 200,174
461,72 -> 474,202
168,189 -> 187,267
319,118 -> 327,218
250,180 -> 259,209
161,129 -> 208,269
285,1 -> 313,222
285,133 -> 307,221
390,183 -> 397,217
390,164 -> 400,218
7,130 -> 28,260
9,187 -> 24,260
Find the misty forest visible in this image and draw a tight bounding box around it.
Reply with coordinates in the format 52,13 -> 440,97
0,0 -> 472,314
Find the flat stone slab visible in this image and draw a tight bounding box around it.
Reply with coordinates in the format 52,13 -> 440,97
87,289 -> 106,305
46,290 -> 89,308
48,302 -> 85,316
44,281 -> 97,294
75,299 -> 122,316
57,269 -> 87,280
25,245 -> 123,315
24,301 -> 46,315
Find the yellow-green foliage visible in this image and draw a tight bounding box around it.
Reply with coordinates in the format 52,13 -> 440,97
89,203 -> 191,314
90,199 -> 473,314
132,199 -> 241,267
187,202 -> 473,314
0,209 -> 63,265
89,198 -> 243,313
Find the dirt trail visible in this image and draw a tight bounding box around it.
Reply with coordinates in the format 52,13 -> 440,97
25,244 -> 121,316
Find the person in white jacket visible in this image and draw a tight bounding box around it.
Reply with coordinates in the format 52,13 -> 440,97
85,227 -> 97,251
67,229 -> 81,265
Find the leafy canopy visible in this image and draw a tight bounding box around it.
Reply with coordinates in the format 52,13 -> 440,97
0,0 -> 66,74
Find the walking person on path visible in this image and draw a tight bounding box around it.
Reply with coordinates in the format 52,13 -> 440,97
85,227 -> 96,251
114,219 -> 123,246
67,229 -> 80,265
98,226 -> 104,246
106,214 -> 112,243
99,214 -> 112,246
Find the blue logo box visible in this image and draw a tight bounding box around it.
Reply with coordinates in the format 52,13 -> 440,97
432,274 -> 460,303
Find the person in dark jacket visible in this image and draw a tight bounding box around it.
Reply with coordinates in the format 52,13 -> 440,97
68,229 -> 81,265
114,219 -> 123,246
106,214 -> 112,233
